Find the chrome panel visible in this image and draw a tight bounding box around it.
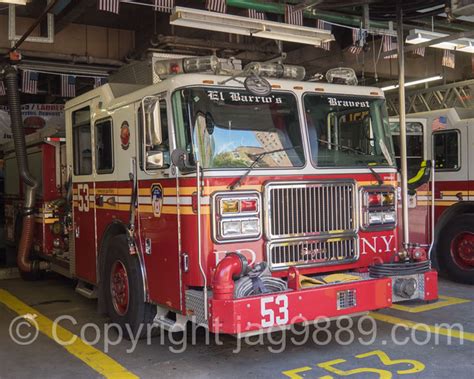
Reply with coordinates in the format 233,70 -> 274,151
264,181 -> 356,241
267,235 -> 358,271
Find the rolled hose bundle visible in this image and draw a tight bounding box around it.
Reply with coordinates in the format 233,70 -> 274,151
234,262 -> 287,298
369,260 -> 431,278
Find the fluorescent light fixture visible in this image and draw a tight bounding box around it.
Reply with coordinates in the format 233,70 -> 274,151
406,29 -> 474,53
170,7 -> 334,46
381,75 -> 443,91
0,0 -> 29,4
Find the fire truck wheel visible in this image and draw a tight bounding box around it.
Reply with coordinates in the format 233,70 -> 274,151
104,235 -> 156,339
438,213 -> 474,285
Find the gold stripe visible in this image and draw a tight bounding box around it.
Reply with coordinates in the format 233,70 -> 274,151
0,289 -> 139,379
391,295 -> 470,313
34,217 -> 59,224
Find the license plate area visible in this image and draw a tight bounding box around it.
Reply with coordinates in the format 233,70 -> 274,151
337,289 -> 357,310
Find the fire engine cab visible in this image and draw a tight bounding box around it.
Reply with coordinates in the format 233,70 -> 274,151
3,55 -> 438,336
391,108 -> 474,284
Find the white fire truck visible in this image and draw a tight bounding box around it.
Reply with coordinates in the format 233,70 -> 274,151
3,56 -> 438,337
391,108 -> 474,284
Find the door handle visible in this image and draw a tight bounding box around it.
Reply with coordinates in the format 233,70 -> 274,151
106,197 -> 116,206
95,195 -> 104,206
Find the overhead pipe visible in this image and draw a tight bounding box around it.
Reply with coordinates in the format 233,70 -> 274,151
1,65 -> 49,274
223,0 -> 473,33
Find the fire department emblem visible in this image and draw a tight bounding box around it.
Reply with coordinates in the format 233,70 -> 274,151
151,184 -> 163,217
120,121 -> 130,150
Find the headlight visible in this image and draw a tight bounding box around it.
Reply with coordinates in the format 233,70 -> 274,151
361,187 -> 397,229
214,192 -> 261,242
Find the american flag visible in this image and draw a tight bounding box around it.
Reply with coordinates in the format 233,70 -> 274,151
206,0 -> 226,13
285,4 -> 303,26
348,28 -> 363,54
153,0 -> 174,13
247,8 -> 265,20
22,70 -> 39,94
0,80 -> 5,96
383,35 -> 397,59
442,49 -> 455,69
316,19 -> 331,50
61,75 -> 76,98
98,0 -> 120,14
94,77 -> 107,88
413,46 -> 425,57
431,116 -> 447,131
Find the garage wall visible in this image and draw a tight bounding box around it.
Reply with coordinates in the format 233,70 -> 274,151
0,15 -> 135,60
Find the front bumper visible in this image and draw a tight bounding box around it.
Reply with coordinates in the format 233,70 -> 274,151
208,270 -> 438,334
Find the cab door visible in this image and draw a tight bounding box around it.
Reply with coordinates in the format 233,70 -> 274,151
135,95 -> 181,310
468,121 -> 474,201
70,105 -> 97,283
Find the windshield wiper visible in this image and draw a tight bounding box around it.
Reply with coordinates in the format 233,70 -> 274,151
317,139 -> 384,185
228,146 -> 301,190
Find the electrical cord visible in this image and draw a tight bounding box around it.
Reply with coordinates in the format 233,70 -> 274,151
234,262 -> 287,298
369,260 -> 431,278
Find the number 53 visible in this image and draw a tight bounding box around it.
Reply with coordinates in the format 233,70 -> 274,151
261,295 -> 289,328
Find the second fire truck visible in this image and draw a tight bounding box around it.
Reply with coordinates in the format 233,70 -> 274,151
3,55 -> 438,337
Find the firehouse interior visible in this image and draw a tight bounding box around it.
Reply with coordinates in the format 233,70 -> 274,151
0,1 -> 473,378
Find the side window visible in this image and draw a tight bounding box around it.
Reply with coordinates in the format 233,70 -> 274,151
95,119 -> 113,174
433,130 -> 460,171
138,98 -> 169,171
72,107 -> 92,175
390,121 -> 424,178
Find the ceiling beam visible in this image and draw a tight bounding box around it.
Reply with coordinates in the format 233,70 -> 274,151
54,0 -> 96,34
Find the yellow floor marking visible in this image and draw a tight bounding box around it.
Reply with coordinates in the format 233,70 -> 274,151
391,295 -> 470,313
0,289 -> 138,379
369,312 -> 474,342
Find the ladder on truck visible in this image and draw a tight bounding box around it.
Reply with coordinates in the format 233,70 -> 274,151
385,79 -> 474,116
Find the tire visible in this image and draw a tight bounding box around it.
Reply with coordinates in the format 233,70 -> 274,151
437,213 -> 474,285
104,235 -> 156,339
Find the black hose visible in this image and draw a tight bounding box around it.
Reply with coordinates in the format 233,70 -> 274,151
369,261 -> 431,278
3,65 -> 38,211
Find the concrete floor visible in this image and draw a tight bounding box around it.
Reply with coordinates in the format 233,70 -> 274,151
0,274 -> 473,379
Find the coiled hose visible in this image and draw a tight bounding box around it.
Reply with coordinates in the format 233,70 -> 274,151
234,262 -> 287,298
369,260 -> 431,278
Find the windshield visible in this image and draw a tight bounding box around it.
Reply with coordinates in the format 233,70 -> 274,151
304,94 -> 395,167
172,87 -> 305,169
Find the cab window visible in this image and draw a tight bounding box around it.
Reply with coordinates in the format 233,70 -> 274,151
138,99 -> 170,171
390,121 -> 424,178
72,107 -> 92,175
95,119 -> 113,174
433,130 -> 460,171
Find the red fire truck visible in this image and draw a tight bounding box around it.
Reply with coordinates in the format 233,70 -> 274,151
3,56 -> 438,336
391,108 -> 474,284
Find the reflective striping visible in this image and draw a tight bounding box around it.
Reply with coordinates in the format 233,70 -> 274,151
35,217 -> 59,224
0,289 -> 139,379
369,312 -> 474,342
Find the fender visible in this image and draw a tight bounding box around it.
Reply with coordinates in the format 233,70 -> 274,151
97,220 -> 150,313
432,201 -> 474,268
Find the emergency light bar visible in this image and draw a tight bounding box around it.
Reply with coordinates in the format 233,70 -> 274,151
154,55 -> 307,81
170,7 -> 334,47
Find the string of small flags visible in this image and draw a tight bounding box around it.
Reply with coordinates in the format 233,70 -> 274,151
98,0 -> 120,14
349,29 -> 363,55
442,49 -> 455,69
247,8 -> 265,20
206,0 -> 226,14
382,35 -> 397,59
153,0 -> 174,13
413,46 -> 425,57
316,19 -> 332,51
284,4 -> 303,26
12,70 -> 107,98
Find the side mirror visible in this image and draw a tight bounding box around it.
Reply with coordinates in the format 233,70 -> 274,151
171,148 -> 192,171
146,151 -> 165,169
142,96 -> 162,147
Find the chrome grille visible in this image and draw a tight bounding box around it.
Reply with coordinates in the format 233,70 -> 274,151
268,236 -> 358,270
265,181 -> 355,240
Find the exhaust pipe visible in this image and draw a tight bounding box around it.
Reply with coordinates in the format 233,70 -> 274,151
2,65 -> 49,274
